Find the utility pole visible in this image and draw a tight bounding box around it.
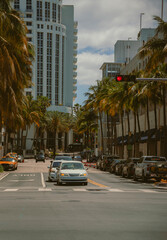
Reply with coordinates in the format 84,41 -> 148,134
161,0 -> 164,19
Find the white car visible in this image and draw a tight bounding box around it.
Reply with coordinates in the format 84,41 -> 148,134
57,161 -> 88,185
48,160 -> 65,182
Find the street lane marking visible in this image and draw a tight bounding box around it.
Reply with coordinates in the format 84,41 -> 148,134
88,179 -> 108,188
8,179 -> 34,182
0,173 -> 9,181
4,189 -> 18,192
108,189 -> 124,192
38,188 -> 52,191
41,172 -> 46,188
73,189 -> 87,191
139,189 -> 157,193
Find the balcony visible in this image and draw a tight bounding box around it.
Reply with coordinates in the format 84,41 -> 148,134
74,36 -> 78,42
73,79 -> 77,85
73,93 -> 77,100
73,64 -> 77,70
73,43 -> 78,50
73,50 -> 77,56
73,57 -> 77,63
73,86 -> 77,92
73,72 -> 77,78
74,28 -> 78,35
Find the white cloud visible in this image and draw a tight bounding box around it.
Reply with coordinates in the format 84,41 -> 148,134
78,51 -> 114,85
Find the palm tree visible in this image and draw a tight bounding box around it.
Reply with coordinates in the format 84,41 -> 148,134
0,0 -> 34,130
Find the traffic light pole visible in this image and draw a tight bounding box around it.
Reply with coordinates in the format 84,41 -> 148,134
136,78 -> 167,82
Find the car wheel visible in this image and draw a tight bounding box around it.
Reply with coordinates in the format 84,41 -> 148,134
133,173 -> 137,181
142,172 -> 147,182
84,182 -> 88,186
57,180 -> 62,185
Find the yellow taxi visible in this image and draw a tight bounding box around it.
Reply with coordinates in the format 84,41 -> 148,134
0,156 -> 18,171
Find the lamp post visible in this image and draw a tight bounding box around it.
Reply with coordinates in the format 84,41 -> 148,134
161,0 -> 164,19
140,13 -> 145,31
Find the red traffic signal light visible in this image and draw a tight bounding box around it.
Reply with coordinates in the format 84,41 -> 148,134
115,75 -> 136,82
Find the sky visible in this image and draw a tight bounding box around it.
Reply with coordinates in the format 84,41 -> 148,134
63,0 -> 167,105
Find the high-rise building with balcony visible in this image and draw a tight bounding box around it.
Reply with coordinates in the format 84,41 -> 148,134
13,0 -> 77,113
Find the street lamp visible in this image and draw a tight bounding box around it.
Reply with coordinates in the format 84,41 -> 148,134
161,0 -> 164,19
140,13 -> 145,31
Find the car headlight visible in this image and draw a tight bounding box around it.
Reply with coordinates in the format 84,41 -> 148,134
61,173 -> 69,176
80,173 -> 87,176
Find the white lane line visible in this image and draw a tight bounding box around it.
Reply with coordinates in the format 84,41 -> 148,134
8,179 -> 34,182
4,189 -> 18,192
108,189 -> 124,192
41,172 -> 46,188
139,189 -> 157,193
38,188 -> 52,191
73,189 -> 87,192
0,173 -> 9,181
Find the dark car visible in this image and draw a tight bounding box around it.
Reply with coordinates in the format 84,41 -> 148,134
110,159 -> 123,174
74,155 -> 82,162
102,155 -> 120,171
17,155 -> 24,163
55,155 -> 73,161
36,153 -> 45,163
122,158 -> 140,178
115,159 -> 126,175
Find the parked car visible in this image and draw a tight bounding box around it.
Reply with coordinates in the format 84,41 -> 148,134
0,157 -> 18,170
57,161 -> 88,185
36,153 -> 45,163
102,155 -> 120,171
74,155 -> 82,162
133,156 -> 167,182
55,155 -> 73,161
17,155 -> 24,163
6,152 -> 18,161
48,160 -> 65,182
115,159 -> 126,175
122,158 -> 140,178
110,159 -> 123,174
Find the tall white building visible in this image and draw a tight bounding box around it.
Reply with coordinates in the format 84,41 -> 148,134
13,0 -> 77,113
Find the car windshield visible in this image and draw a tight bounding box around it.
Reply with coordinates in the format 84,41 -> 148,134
145,157 -> 166,162
0,158 -> 15,162
55,156 -> 72,161
52,162 -> 61,168
61,162 -> 84,170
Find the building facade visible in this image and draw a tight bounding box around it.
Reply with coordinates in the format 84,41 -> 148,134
13,0 -> 77,113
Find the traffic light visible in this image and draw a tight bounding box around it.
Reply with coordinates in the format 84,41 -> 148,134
115,75 -> 136,82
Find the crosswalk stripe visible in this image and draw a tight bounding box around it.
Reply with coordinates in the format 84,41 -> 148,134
108,189 -> 124,192
73,189 -> 87,191
38,188 -> 52,191
139,189 -> 157,193
4,189 -> 18,192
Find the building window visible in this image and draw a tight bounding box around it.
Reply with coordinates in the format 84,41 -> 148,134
26,14 -> 32,18
55,34 -> 59,105
58,5 -> 61,23
14,0 -> 20,10
37,1 -> 42,21
26,92 -> 32,96
27,37 -> 32,42
52,3 -> 57,22
26,0 -> 32,10
47,33 -> 52,102
37,32 -> 43,96
28,29 -> 32,34
45,2 -> 50,21
26,22 -> 32,26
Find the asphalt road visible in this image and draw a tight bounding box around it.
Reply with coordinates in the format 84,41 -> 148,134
0,159 -> 167,240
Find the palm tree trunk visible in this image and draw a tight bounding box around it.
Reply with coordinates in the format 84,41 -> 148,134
163,84 -> 167,158
99,111 -> 104,155
133,112 -> 137,157
146,98 -> 150,155
153,101 -> 158,155
53,130 -> 56,158
107,112 -> 110,154
121,111 -> 124,158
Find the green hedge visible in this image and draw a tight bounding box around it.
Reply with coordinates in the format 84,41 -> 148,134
0,164 -> 4,173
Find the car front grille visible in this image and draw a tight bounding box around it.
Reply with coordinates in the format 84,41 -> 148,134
69,174 -> 79,177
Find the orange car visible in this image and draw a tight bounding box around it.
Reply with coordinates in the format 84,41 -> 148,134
0,156 -> 18,171
7,152 -> 18,161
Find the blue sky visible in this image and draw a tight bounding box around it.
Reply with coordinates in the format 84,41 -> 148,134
63,0 -> 167,105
